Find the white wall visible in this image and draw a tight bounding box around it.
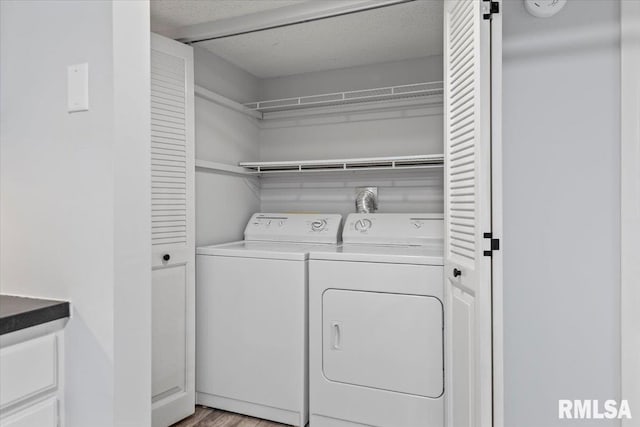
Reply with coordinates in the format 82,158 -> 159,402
258,104 -> 443,161
113,3 -> 152,426
194,47 -> 261,246
193,52 -> 444,235
0,1 -> 151,426
259,55 -> 443,99
257,55 -> 444,216
194,45 -> 259,104
260,169 -> 443,217
502,1 -> 620,426
620,1 -> 640,422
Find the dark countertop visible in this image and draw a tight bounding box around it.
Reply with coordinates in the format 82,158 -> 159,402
0,295 -> 70,335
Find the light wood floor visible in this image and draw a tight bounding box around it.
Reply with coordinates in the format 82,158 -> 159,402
171,406 -> 291,427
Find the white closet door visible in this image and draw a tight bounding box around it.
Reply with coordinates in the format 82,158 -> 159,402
443,1 -> 493,427
150,32 -> 195,427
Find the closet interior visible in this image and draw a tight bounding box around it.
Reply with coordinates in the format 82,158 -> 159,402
180,1 -> 446,247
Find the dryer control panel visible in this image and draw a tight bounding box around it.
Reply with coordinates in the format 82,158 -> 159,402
343,213 -> 444,246
244,213 -> 343,244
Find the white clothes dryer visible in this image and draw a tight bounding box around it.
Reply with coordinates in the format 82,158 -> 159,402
308,213 -> 444,427
196,213 -> 342,427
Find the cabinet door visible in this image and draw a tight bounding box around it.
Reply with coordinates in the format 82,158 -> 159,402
0,334 -> 57,410
150,32 -> 195,427
443,1 -> 494,426
0,398 -> 57,427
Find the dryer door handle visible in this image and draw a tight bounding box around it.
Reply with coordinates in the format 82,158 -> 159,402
331,321 -> 342,350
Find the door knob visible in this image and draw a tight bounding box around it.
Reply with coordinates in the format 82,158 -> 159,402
163,254 -> 170,262
453,268 -> 462,278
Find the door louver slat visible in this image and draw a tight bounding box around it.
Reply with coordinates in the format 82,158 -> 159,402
151,50 -> 187,246
446,0 -> 478,264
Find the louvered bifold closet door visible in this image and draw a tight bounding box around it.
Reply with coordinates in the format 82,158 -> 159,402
150,33 -> 195,427
443,1 -> 493,427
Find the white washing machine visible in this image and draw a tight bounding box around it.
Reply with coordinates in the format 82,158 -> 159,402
196,213 -> 342,427
308,213 -> 444,427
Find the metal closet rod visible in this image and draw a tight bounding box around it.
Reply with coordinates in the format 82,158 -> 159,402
185,0 -> 417,44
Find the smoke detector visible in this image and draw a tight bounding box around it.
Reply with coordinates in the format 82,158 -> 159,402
524,0 -> 567,18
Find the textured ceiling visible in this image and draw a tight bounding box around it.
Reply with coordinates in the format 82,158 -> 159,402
151,1 -> 443,78
150,0 -> 308,38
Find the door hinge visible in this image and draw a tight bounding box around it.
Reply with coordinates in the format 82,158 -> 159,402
483,232 -> 500,256
483,1 -> 500,20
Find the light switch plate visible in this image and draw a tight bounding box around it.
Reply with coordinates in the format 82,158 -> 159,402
67,63 -> 89,113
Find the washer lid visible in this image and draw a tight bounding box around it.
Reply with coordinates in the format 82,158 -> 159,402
197,241 -> 333,260
309,242 -> 444,265
343,213 -> 443,245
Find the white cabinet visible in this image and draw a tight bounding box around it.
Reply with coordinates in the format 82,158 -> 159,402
0,398 -> 57,427
0,332 -> 64,427
150,32 -> 196,427
0,334 -> 57,409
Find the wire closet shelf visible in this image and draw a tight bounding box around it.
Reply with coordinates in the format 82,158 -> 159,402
238,154 -> 444,174
244,81 -> 443,113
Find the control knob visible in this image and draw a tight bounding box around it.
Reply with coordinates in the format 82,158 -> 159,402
311,219 -> 327,232
355,218 -> 372,232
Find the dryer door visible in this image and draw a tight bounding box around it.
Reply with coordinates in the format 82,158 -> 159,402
322,290 -> 443,398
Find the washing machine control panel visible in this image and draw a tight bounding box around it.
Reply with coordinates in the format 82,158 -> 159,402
343,213 -> 444,245
245,213 -> 342,244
